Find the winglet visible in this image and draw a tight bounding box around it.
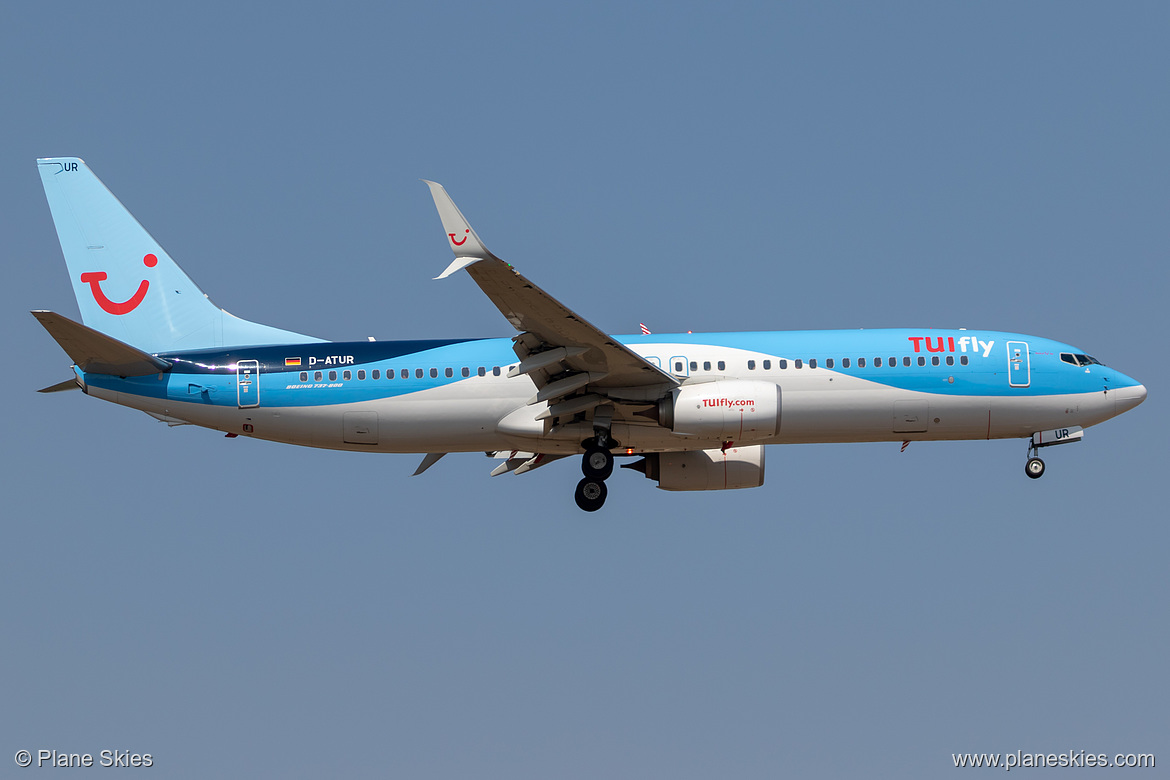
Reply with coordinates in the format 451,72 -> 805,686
422,180 -> 494,279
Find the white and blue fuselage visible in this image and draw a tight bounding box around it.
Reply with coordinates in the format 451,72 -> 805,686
78,328 -> 1144,453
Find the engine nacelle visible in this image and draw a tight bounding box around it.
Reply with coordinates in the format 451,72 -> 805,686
658,380 -> 780,440
627,445 -> 766,491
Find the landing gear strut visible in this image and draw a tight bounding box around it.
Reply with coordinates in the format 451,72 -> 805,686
575,407 -> 615,511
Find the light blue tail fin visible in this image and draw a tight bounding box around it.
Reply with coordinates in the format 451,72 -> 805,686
37,157 -> 325,354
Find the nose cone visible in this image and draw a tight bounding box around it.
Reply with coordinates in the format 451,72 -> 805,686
1114,382 -> 1147,415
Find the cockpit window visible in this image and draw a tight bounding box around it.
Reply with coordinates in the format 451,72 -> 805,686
1061,352 -> 1103,367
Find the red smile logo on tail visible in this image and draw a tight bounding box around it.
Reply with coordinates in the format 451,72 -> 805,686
80,253 -> 157,315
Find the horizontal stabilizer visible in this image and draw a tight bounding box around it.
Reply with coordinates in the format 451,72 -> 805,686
32,310 -> 172,376
412,452 -> 447,476
38,378 -> 80,393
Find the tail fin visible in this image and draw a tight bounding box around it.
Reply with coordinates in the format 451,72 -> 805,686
37,157 -> 324,354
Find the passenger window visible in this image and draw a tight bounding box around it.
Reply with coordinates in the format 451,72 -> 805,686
329,370 -> 337,381
946,356 -> 954,366
343,370 -> 352,381
960,356 -> 969,366
902,357 -> 911,367
373,369 -> 381,379
478,367 -> 486,377
690,361 -> 698,371
299,371 -> 307,381
932,356 -> 940,366
430,368 -> 438,378
779,359 -> 788,369
674,361 -> 684,373
763,360 -> 771,370
809,358 -> 817,369
918,356 -> 925,366
717,360 -> 725,371
445,367 -> 453,378
415,368 -> 423,378
314,371 -> 323,381
493,367 -> 501,376
874,357 -> 882,367
747,360 -> 756,370
858,358 -> 866,367
826,358 -> 834,368
703,361 -> 711,371
842,358 -> 850,368
795,359 -> 803,369
462,367 -> 470,377
889,357 -> 896,367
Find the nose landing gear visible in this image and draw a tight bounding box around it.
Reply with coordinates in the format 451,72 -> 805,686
1023,426 -> 1083,479
1025,455 -> 1046,479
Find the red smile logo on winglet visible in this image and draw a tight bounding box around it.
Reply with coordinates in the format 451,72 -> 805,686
80,253 -> 157,315
449,229 -> 469,246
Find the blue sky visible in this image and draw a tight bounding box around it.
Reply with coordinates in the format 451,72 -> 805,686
2,2 -> 1166,777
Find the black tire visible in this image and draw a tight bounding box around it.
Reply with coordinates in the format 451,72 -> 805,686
574,478 -> 608,512
581,445 -> 614,480
1025,457 -> 1045,479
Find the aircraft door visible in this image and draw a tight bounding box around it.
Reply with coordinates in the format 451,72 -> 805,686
236,359 -> 260,408
1007,341 -> 1030,388
343,411 -> 379,445
893,400 -> 929,433
669,355 -> 690,378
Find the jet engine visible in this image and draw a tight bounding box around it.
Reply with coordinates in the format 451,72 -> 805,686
656,380 -> 780,440
623,445 -> 765,491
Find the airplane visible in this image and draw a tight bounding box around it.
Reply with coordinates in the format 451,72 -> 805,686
33,157 -> 1147,511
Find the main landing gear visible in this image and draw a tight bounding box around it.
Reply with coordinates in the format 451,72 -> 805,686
574,475 -> 608,512
575,439 -> 615,512
575,408 -> 616,512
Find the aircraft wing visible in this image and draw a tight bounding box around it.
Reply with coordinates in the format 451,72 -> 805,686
424,182 -> 677,405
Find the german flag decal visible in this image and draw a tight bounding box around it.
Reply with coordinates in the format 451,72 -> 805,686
285,357 -> 302,367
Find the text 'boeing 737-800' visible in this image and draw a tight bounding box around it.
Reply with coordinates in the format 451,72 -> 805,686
33,158 -> 1146,510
